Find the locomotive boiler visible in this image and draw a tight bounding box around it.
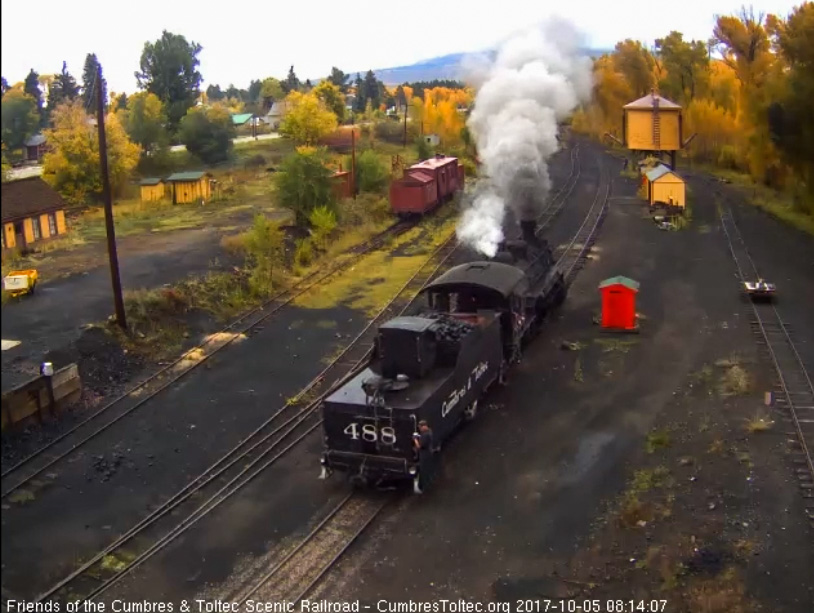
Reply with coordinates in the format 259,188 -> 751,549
319,219 -> 566,493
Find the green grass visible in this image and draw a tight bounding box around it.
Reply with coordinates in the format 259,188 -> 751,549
697,163 -> 814,236
154,137 -> 297,175
631,466 -> 673,492
645,430 -> 671,454
292,213 -> 458,315
73,173 -> 282,242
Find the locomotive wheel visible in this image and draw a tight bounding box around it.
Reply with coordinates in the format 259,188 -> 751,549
464,399 -> 479,421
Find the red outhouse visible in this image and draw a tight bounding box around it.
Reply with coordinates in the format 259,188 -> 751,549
599,276 -> 639,330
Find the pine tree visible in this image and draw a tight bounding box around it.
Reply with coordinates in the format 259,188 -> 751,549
363,70 -> 381,110
47,61 -> 80,116
1,77 -> 8,97
24,69 -> 43,116
284,66 -> 300,93
353,73 -> 365,112
82,53 -> 107,111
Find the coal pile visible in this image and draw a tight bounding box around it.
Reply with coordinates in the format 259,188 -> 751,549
684,546 -> 731,576
429,315 -> 474,343
44,326 -> 144,396
424,313 -> 475,365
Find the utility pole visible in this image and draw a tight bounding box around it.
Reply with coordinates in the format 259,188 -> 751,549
96,64 -> 127,331
403,101 -> 408,149
351,128 -> 357,199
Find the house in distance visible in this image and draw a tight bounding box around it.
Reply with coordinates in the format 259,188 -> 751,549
1,177 -> 69,253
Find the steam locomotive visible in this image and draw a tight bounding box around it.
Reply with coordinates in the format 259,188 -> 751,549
318,219 -> 566,493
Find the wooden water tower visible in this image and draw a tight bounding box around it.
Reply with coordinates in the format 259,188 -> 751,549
622,90 -> 687,169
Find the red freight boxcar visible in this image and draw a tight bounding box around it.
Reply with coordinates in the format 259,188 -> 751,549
410,155 -> 461,202
390,154 -> 464,217
389,170 -> 438,217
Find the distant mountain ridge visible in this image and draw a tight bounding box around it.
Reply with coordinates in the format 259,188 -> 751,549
346,47 -> 610,85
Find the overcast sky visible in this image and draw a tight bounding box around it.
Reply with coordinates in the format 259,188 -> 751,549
1,0 -> 801,96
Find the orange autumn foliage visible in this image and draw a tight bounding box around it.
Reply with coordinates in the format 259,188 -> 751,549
409,87 -> 473,146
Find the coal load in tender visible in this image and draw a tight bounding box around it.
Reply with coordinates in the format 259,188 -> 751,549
420,312 -> 475,366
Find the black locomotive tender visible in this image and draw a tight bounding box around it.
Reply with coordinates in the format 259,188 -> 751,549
319,220 -> 566,493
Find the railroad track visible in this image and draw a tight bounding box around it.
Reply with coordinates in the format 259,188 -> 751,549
23,141 -> 588,604
32,225 -> 463,604
716,201 -> 814,527
224,144 -> 608,605
3,141 -> 585,503
0,216 -> 423,500
230,493 -> 389,607
555,153 -> 611,284
536,143 -> 582,231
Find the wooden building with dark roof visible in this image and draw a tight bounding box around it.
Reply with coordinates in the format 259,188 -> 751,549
165,171 -> 212,204
1,177 -> 68,251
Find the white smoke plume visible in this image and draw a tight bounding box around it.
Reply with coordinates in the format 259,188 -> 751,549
456,17 -> 594,257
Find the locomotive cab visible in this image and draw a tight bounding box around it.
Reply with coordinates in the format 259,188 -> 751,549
422,262 -> 532,362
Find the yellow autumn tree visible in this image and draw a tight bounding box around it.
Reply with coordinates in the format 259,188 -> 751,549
279,91 -> 338,145
684,98 -> 741,165
42,100 -> 140,205
412,87 -> 472,146
222,96 -> 245,114
573,7 -> 813,206
312,81 -> 346,121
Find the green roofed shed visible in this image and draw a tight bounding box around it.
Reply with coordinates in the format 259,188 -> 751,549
599,276 -> 639,330
231,113 -> 254,125
139,177 -> 165,201
599,276 -> 640,291
166,171 -> 207,182
165,171 -> 212,204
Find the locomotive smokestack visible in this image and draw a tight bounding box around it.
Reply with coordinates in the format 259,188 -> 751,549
520,219 -> 538,245
454,18 -> 593,257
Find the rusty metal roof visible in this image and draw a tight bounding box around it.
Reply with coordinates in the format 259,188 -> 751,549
411,155 -> 458,170
402,170 -> 435,184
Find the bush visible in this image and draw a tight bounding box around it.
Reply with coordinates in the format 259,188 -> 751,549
356,150 -> 389,194
337,193 -> 392,227
374,120 -> 417,145
178,106 -> 236,165
309,205 -> 338,250
460,158 -> 478,177
274,146 -> 336,226
717,145 -> 741,170
245,153 -> 266,168
294,238 -> 314,267
243,214 -> 285,295
416,137 -> 432,161
220,233 -> 247,256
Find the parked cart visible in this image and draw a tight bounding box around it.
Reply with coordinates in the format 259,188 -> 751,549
743,279 -> 776,302
3,269 -> 38,297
